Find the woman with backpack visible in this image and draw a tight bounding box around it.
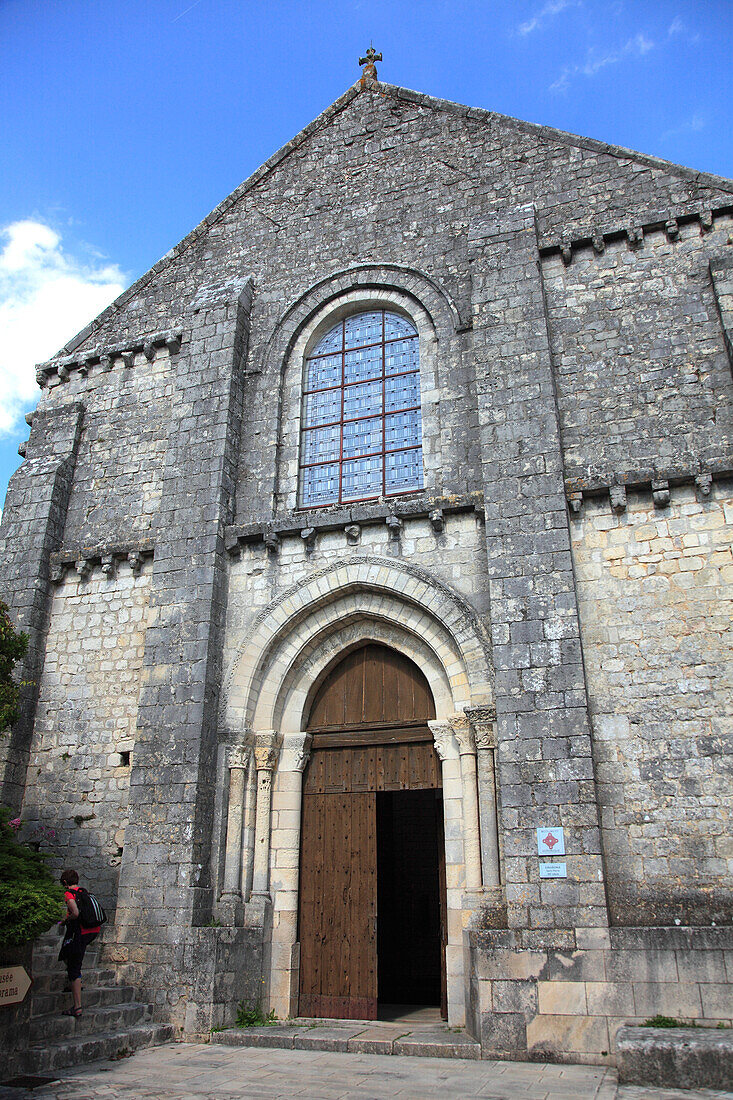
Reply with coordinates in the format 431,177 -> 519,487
58,868 -> 104,1019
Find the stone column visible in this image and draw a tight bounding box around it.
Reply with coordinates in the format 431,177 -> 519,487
428,719 -> 465,1025
218,742 -> 251,922
448,714 -> 482,891
269,732 -> 312,1020
250,731 -> 281,899
465,706 -> 501,888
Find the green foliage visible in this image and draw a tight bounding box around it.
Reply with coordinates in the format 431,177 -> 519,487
0,601 -> 28,734
0,806 -> 64,948
235,1002 -> 278,1028
642,1015 -> 697,1028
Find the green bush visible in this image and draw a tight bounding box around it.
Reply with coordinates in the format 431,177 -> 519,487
235,1002 -> 278,1028
0,807 -> 64,948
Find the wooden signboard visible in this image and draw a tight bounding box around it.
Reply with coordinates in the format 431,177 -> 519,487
0,966 -> 31,1006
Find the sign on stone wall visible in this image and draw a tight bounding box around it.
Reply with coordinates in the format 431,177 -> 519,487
0,967 -> 31,1006
537,827 -> 565,856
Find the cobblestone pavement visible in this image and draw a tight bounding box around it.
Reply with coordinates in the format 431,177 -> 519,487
0,1044 -> 731,1100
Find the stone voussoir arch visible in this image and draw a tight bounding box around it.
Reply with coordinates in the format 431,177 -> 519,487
223,555 -> 493,731
258,262 -> 463,379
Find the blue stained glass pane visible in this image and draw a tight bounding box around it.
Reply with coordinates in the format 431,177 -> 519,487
385,410 -> 421,451
385,372 -> 420,412
384,313 -> 417,340
385,448 -> 423,493
311,323 -> 343,356
344,311 -> 382,349
345,344 -> 381,384
301,463 -> 339,506
385,337 -> 418,376
344,379 -> 382,420
304,388 -> 340,426
303,425 -> 340,464
343,417 -> 382,458
342,455 -> 383,501
306,352 -> 341,391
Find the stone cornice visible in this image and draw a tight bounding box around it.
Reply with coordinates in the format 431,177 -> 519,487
49,539 -> 155,582
565,462 -> 732,515
225,492 -> 484,554
35,331 -> 183,389
538,202 -> 733,264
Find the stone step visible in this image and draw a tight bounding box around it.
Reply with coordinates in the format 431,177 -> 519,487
32,983 -> 136,1017
215,1020 -> 481,1059
29,1001 -> 152,1044
6,1022 -> 174,1079
32,967 -> 117,994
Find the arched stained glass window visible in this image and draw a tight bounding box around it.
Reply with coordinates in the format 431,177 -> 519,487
299,310 -> 424,507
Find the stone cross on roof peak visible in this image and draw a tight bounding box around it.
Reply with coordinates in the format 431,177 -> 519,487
359,45 -> 382,88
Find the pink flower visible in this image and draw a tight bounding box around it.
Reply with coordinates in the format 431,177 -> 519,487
9,818 -> 21,830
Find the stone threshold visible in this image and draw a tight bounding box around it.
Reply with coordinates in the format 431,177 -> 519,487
214,1017 -> 481,1059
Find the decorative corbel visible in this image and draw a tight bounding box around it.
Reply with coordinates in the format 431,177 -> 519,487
75,558 -> 92,579
560,236 -> 573,265
121,351 -> 135,368
264,531 -> 280,554
344,523 -> 360,544
429,508 -> 445,533
300,527 -> 316,549
652,479 -> 670,509
700,209 -> 713,233
127,550 -> 143,575
695,471 -> 712,498
665,218 -> 679,242
567,492 -> 583,516
386,514 -> 402,538
610,484 -> 627,514
17,441 -> 27,458
100,353 -> 114,372
166,334 -> 182,356
626,226 -> 643,249
143,342 -> 156,362
100,554 -> 116,578
592,231 -> 605,255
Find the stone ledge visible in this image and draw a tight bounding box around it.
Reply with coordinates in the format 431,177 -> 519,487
35,330 -> 184,388
226,492 -> 485,554
565,464 -> 733,515
538,202 -> 733,263
615,1024 -> 733,1090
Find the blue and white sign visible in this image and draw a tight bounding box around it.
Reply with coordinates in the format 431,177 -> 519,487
537,827 -> 565,856
539,862 -> 567,879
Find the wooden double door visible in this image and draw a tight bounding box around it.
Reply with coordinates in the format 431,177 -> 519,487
298,644 -> 447,1020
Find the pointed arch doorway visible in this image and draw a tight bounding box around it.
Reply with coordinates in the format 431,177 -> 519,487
298,643 -> 447,1021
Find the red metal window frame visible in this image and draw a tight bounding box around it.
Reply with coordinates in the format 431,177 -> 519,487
299,311 -> 424,508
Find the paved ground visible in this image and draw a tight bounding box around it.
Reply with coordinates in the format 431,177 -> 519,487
1,1043 -> 732,1100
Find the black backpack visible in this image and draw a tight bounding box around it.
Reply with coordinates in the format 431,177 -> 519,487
75,887 -> 107,929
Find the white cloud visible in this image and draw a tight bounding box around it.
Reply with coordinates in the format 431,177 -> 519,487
550,32 -> 655,92
661,113 -> 706,142
517,0 -> 578,36
0,220 -> 126,435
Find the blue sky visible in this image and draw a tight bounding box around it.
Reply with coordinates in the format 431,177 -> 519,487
1,0 -> 731,507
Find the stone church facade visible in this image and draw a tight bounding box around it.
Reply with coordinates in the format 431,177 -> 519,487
2,68 -> 732,1064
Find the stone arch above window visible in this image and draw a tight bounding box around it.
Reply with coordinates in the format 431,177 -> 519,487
300,310 -> 424,507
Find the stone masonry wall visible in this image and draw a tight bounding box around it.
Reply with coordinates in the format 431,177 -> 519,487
224,510 -> 489,670
30,348 -> 173,549
19,559 -> 152,911
571,485 -> 733,924
543,214 -> 733,479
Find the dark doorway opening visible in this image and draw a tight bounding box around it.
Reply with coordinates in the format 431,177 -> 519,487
376,788 -> 443,1011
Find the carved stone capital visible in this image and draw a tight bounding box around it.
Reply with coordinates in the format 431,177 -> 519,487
427,720 -> 456,762
284,733 -> 312,773
464,705 -> 497,750
254,730 -> 281,772
448,713 -> 476,756
227,743 -> 251,771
